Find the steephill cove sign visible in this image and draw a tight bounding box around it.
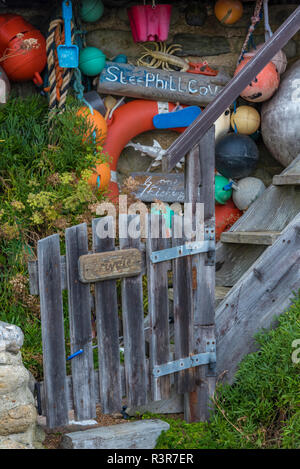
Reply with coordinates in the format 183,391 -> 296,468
97,62 -> 230,106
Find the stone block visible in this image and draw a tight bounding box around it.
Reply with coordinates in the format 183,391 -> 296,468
60,419 -> 170,450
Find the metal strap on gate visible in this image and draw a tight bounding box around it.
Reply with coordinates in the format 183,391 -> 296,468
150,227 -> 215,264
153,340 -> 216,378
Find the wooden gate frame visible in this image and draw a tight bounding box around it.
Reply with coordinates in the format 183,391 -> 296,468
29,130 -> 216,429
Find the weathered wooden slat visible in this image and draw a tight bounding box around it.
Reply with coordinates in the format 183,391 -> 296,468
37,234 -> 69,429
92,218 -> 122,414
172,215 -> 195,394
65,224 -> 96,421
184,128 -> 216,423
79,248 -> 142,283
163,6 -> 300,171
119,215 -> 147,407
168,286 -> 231,307
216,213 -> 300,383
39,365 -> 128,416
28,256 -> 66,295
273,154 -> 300,185
273,174 -> 300,185
97,62 -> 230,106
146,214 -> 171,401
221,231 -> 281,245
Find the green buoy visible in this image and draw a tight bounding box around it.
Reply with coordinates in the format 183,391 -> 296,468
215,174 -> 232,205
79,47 -> 106,76
80,0 -> 104,23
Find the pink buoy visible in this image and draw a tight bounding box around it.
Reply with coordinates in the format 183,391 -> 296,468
127,4 -> 172,43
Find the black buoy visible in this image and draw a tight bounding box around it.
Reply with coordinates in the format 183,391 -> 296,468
215,133 -> 259,179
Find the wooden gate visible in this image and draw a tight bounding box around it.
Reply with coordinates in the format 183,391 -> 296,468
28,131 -> 216,430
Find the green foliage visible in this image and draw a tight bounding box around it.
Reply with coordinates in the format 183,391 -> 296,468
0,95 -> 108,378
146,293 -> 300,449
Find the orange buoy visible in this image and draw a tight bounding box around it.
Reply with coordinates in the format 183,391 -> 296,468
89,162 -> 111,190
214,0 -> 243,25
77,106 -> 107,143
234,56 -> 280,102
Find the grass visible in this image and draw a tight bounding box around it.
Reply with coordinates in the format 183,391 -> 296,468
142,292 -> 300,449
0,95 -> 108,379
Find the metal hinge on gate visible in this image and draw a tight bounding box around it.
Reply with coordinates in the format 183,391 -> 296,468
150,228 -> 215,264
152,341 -> 216,378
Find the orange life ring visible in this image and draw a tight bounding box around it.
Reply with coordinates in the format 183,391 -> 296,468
91,100 -> 184,200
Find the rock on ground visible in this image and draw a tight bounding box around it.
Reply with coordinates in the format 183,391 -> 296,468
60,419 -> 170,450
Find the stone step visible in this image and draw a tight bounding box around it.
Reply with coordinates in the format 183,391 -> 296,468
220,231 -> 281,246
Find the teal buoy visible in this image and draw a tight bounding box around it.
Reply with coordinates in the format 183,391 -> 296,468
80,0 -> 104,23
215,174 -> 232,205
113,54 -> 128,64
79,47 -> 106,76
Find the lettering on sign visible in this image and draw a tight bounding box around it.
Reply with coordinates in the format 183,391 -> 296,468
98,62 -> 230,106
79,248 -> 142,283
131,172 -> 185,203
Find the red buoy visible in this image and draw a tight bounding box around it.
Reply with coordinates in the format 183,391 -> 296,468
0,14 -> 46,84
234,56 -> 280,103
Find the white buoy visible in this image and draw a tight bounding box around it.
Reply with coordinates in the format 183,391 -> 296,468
233,177 -> 266,211
215,107 -> 231,142
261,59 -> 300,167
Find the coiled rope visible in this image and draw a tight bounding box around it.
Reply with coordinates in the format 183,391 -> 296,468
45,18 -> 74,119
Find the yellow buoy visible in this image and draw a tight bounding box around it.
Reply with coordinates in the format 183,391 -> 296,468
230,106 -> 261,135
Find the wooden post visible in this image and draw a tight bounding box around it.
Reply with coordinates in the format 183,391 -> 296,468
184,127 -> 216,422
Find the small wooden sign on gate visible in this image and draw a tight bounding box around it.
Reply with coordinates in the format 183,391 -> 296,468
79,248 -> 142,283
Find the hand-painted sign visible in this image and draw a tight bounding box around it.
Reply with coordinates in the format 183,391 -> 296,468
98,62 -> 230,106
130,172 -> 185,203
79,248 -> 142,283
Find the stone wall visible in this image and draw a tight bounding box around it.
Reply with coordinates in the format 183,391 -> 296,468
0,322 -> 44,449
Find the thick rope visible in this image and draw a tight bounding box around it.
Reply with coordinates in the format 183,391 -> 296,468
46,18 -> 74,119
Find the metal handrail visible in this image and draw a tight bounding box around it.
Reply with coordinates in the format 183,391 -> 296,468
163,6 -> 300,172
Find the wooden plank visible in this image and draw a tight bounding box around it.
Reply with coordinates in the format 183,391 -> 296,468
273,154 -> 300,186
97,62 -> 230,106
162,6 -> 300,171
79,249 -> 142,283
146,214 -> 171,401
220,231 -> 281,245
216,213 -> 300,383
130,172 -> 184,203
37,234 -> 69,429
184,128 -> 216,423
65,224 -> 96,421
119,215 -> 147,407
172,215 -> 195,394
273,174 -> 300,185
92,218 -> 122,414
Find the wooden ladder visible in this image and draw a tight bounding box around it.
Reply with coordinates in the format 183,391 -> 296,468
214,155 -> 300,381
